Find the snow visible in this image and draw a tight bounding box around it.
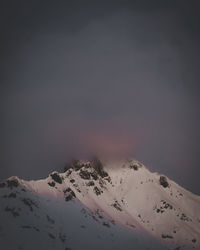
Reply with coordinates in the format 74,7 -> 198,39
0,158 -> 200,250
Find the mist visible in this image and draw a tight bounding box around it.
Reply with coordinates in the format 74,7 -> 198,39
1,0 -> 200,194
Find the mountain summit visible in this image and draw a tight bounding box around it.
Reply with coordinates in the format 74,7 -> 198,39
0,158 -> 200,250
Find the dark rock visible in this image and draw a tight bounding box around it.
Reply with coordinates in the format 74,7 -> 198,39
104,176 -> 111,183
159,176 -> 169,188
7,179 -> 19,189
92,215 -> 99,221
180,213 -> 190,221
130,164 -> 138,170
50,172 -> 62,184
70,179 -> 75,183
192,238 -> 196,243
95,209 -> 104,219
21,225 -> 31,229
66,169 -> 72,177
4,206 -> 20,217
21,198 -> 38,211
46,215 -> 55,224
92,157 -> 108,178
91,172 -> 98,180
94,186 -> 102,196
33,226 -> 39,232
48,233 -> 55,239
161,234 -> 173,239
64,188 -> 72,193
76,188 -> 81,193
99,179 -> 106,188
64,187 -> 76,201
102,222 -> 110,227
112,200 -> 122,211
87,181 -> 95,186
164,203 -> 173,209
79,169 -> 91,180
48,181 -> 55,187
65,195 -> 73,201
59,233 -> 66,242
127,223 -> 135,228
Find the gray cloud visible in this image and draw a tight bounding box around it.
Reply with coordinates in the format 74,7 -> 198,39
1,0 -> 200,194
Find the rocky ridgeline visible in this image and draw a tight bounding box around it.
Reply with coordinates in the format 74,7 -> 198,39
64,158 -> 112,198
0,158 -> 199,250
64,158 -> 109,178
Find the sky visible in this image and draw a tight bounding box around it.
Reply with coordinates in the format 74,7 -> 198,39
1,0 -> 200,194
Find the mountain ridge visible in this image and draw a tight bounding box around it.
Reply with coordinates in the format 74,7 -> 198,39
0,158 -> 200,250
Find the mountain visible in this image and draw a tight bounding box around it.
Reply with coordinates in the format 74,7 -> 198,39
0,158 -> 200,250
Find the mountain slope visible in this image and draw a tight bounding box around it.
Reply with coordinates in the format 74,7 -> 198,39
0,158 -> 200,250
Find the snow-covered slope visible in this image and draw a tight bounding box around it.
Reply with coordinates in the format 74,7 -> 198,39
0,158 -> 200,250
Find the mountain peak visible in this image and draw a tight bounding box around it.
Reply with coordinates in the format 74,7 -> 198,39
0,158 -> 200,250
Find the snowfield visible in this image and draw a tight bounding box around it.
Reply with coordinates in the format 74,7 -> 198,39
0,158 -> 200,250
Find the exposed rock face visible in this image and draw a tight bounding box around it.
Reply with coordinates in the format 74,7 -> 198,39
0,158 -> 200,250
50,172 -> 62,184
48,181 -> 55,187
91,157 -> 108,178
64,187 -> 76,201
0,177 -> 20,189
159,176 -> 169,188
79,169 -> 91,180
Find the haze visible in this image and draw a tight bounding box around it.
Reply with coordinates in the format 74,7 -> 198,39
1,0 -> 200,194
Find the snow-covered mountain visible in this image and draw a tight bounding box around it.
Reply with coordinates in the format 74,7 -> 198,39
0,158 -> 200,250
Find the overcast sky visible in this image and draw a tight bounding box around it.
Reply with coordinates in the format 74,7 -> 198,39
1,0 -> 200,194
